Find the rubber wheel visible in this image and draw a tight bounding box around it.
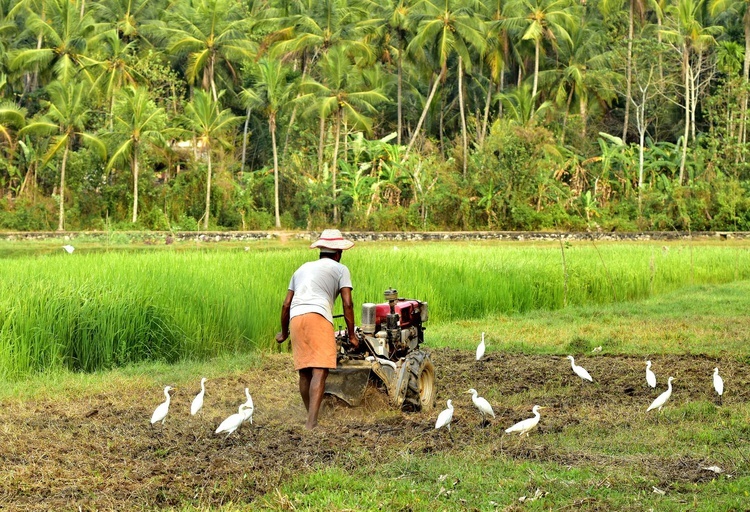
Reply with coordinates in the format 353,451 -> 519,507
403,351 -> 436,411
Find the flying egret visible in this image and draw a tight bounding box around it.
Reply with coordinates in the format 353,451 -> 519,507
713,367 -> 724,403
150,386 -> 174,425
645,361 -> 657,388
465,388 -> 495,425
567,355 -> 593,382
435,400 -> 454,431
476,333 -> 486,361
216,404 -> 251,438
242,388 -> 254,424
62,245 -> 75,254
505,405 -> 544,437
646,376 -> 675,412
190,378 -> 207,416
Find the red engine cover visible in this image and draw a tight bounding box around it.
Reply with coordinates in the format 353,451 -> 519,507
374,300 -> 420,328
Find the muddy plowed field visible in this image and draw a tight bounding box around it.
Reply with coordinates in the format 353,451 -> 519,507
2,349 -> 748,510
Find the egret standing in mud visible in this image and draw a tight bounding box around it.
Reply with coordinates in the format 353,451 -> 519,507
476,333 -> 485,361
150,386 -> 174,425
465,388 -> 494,426
191,378 -> 207,416
505,405 -> 544,437
567,356 -> 593,382
435,399 -> 454,432
713,368 -> 724,404
645,361 -> 657,388
242,388 -> 254,424
216,404 -> 252,438
647,376 -> 674,413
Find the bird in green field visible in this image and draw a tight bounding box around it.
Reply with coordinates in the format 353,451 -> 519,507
191,378 -> 207,416
505,405 -> 545,437
647,377 -> 674,412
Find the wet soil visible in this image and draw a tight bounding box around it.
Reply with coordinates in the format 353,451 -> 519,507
1,349 -> 748,511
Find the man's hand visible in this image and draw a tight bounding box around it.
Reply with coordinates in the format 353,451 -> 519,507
276,332 -> 288,344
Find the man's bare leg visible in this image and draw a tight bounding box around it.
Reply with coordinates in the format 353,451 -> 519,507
298,369 -> 312,411
306,368 -> 329,430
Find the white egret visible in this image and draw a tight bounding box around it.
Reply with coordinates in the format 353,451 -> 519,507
476,332 -> 486,361
713,368 -> 724,402
505,405 -> 544,437
150,386 -> 174,425
465,388 -> 495,425
242,388 -> 254,424
62,245 -> 75,254
435,400 -> 454,431
190,378 -> 207,416
567,355 -> 593,382
645,361 -> 657,388
646,376 -> 674,412
216,404 -> 251,438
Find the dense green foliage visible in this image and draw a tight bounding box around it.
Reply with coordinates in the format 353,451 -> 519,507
1,240 -> 748,378
0,0 -> 749,231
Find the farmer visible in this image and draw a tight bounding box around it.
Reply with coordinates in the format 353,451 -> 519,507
276,229 -> 358,430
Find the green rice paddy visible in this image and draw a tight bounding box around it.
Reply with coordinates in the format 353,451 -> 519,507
1,239 -> 748,379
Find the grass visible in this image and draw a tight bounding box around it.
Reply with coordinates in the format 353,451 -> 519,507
1,239 -> 749,379
1,278 -> 748,511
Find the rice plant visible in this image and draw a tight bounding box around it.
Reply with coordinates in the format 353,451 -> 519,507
1,241 -> 748,378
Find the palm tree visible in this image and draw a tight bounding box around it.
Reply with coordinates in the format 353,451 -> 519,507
299,46 -> 388,224
241,59 -> 296,228
10,0 -> 96,86
19,80 -> 106,230
159,0 -> 255,101
501,0 -> 577,103
710,0 -> 750,147
661,0 -> 722,183
404,0 -> 487,176
180,89 -> 241,229
538,19 -> 619,144
107,85 -> 167,223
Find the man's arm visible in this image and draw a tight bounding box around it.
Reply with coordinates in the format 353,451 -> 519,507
340,287 -> 358,348
276,290 -> 294,343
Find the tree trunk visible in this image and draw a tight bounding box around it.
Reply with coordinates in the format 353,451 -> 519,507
622,0 -> 634,142
209,54 -> 218,103
241,106 -> 251,171
397,49 -> 403,145
532,39 -> 540,101
57,142 -> 69,231
204,146 -> 212,229
741,8 -> 750,149
271,115 -> 281,228
560,86 -> 574,145
580,94 -> 588,141
318,115 -> 326,174
132,148 -> 139,223
679,45 -> 690,185
403,69 -> 444,162
332,110 -> 342,224
481,68 -> 497,144
459,56 -> 468,178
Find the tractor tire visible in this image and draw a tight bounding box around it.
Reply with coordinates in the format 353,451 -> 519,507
402,350 -> 436,412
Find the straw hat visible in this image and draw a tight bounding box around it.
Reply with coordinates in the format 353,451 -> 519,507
310,229 -> 354,251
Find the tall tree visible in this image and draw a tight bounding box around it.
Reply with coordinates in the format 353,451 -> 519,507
159,0 -> 255,101
180,89 -> 241,229
502,0 -> 577,104
241,59 -> 295,228
10,0 -> 96,86
19,80 -> 106,230
404,0 -> 486,176
299,46 -> 388,224
107,85 -> 167,223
